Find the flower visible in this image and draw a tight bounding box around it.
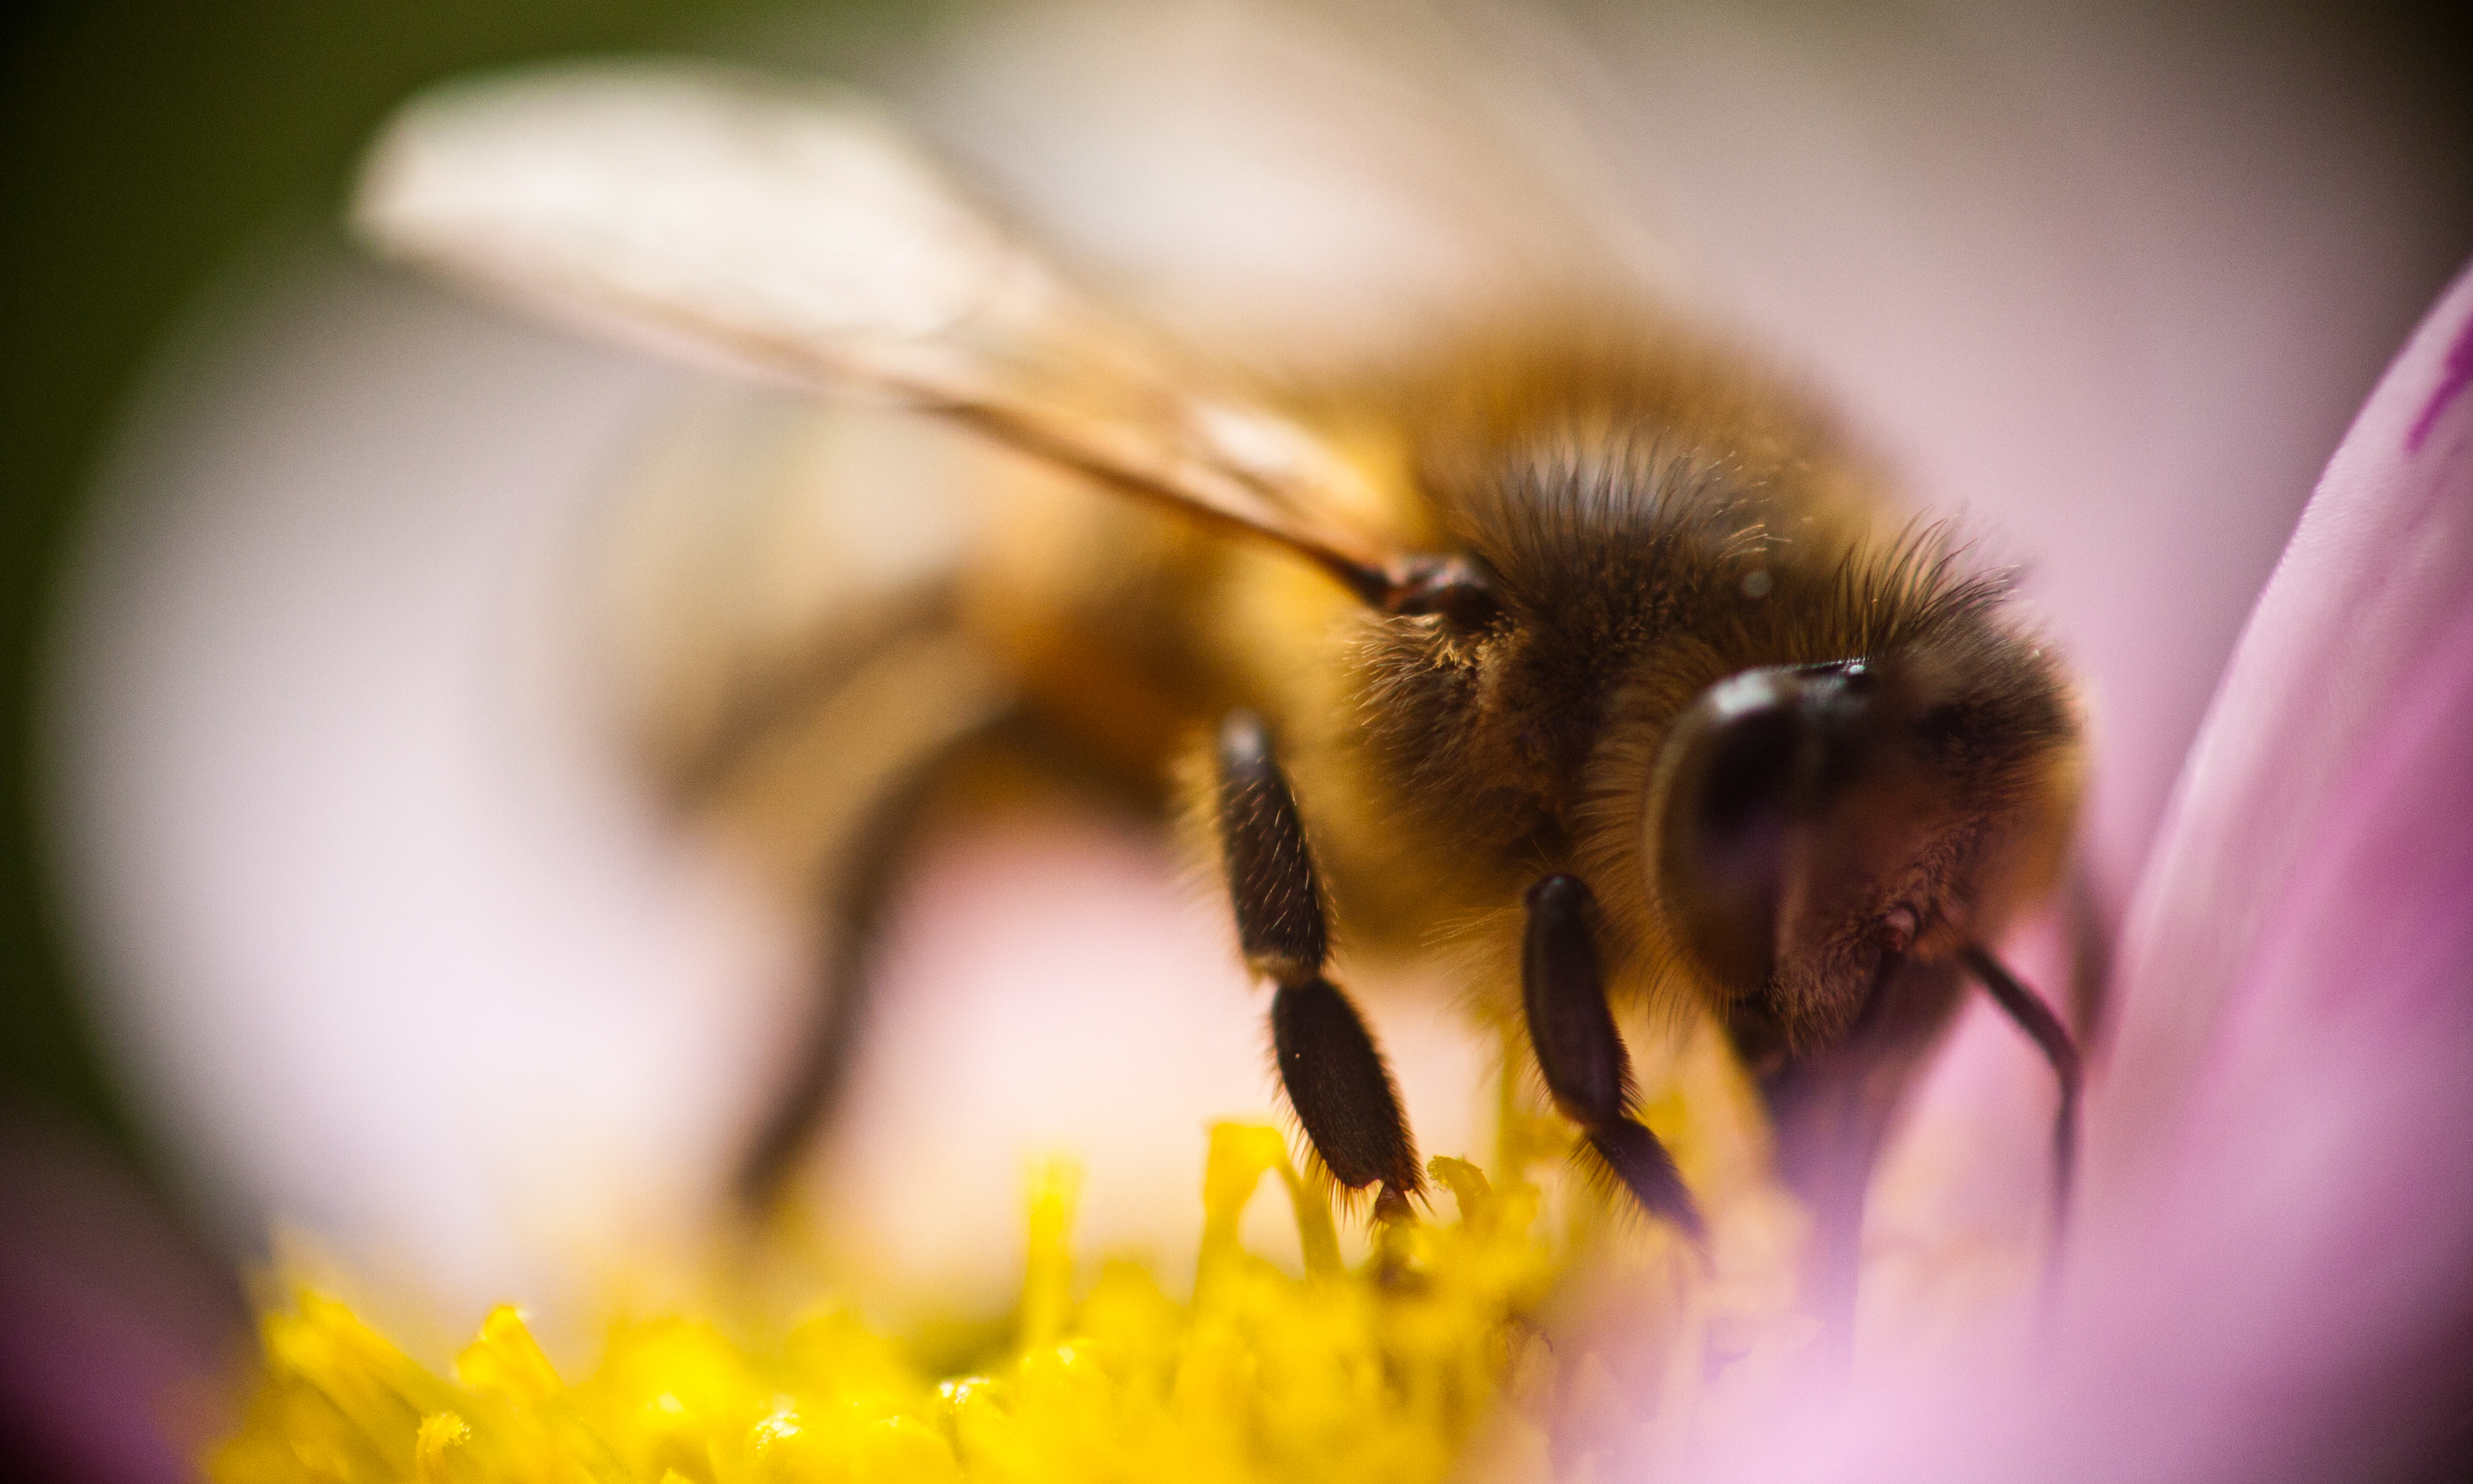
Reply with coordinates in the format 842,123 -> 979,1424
33,5 -> 2470,1481
199,261 -> 2473,1484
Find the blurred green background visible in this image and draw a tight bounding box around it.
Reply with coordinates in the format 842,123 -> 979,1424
1,0 -> 2468,1190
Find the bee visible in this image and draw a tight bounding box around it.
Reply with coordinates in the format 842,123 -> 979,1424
354,60 -> 2084,1333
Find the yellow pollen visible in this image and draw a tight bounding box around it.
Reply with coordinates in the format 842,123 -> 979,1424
209,1107 -> 1803,1484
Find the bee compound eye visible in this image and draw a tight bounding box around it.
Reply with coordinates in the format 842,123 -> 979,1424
1651,671 -> 1808,996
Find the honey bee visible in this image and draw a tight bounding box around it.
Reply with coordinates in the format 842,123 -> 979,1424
354,59 -> 2084,1332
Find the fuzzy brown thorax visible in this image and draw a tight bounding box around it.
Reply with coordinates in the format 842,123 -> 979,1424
1332,396 -> 2077,1049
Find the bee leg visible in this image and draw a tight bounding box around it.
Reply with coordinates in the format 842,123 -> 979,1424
1962,942 -> 2084,1232
725,640 -> 1019,1217
732,741 -> 956,1213
664,585 -> 1014,1218
1216,710 -> 1423,1213
1520,874 -> 1707,1246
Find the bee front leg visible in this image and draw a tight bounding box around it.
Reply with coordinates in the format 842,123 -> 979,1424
1521,875 -> 1707,1246
1216,711 -> 1422,1217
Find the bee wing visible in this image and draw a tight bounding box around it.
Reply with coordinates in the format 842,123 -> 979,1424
355,63 -> 1401,601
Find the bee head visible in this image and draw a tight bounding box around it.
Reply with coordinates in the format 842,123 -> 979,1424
1646,646 -> 2072,1054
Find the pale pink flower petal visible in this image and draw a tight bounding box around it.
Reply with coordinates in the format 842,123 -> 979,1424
2102,260 -> 2473,1153
2042,258 -> 2473,1484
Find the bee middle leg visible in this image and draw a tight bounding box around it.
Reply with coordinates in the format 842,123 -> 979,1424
1215,710 -> 1422,1216
731,722 -> 985,1213
699,606 -> 1020,1219
1520,874 -> 1706,1244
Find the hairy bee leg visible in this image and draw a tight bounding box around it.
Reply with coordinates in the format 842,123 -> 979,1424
1520,874 -> 1706,1244
1269,976 -> 1421,1196
1217,710 -> 1422,1209
1963,941 -> 2084,1231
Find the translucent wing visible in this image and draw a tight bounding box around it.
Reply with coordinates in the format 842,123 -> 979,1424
355,62 -> 1406,603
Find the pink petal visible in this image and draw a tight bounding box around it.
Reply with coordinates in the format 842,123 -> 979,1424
2100,258 -> 2473,1160
2037,256 -> 2473,1484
